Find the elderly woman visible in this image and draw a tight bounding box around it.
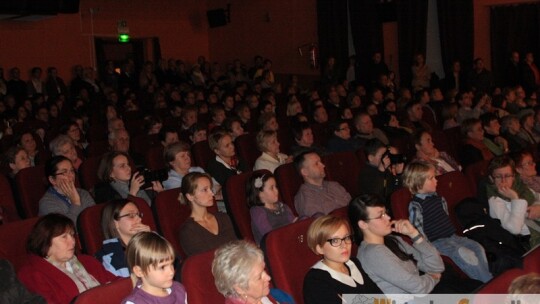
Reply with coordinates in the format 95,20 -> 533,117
3,146 -> 31,178
94,151 -> 163,206
38,156 -> 95,225
162,141 -> 222,198
253,130 -> 291,173
212,240 -> 294,304
413,130 -> 461,176
49,135 -> 83,170
486,155 -> 540,248
18,214 -> 117,304
95,199 -> 150,277
304,215 -> 381,304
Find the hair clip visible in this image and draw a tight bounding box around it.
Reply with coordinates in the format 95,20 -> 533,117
254,175 -> 264,188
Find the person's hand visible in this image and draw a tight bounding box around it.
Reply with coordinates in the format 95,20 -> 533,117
129,172 -> 144,196
494,136 -> 509,151
285,155 -> 293,163
428,273 -> 442,280
497,186 -> 519,200
391,219 -> 419,238
527,205 -> 540,219
57,179 -> 81,205
131,223 -> 150,234
151,181 -> 164,193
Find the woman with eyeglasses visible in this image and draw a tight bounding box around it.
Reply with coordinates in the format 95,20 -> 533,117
486,155 -> 539,248
303,215 -> 381,304
348,194 -> 444,294
38,156 -> 95,225
96,199 -> 150,277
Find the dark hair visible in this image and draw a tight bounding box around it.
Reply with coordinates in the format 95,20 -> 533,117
223,117 -> 242,133
44,155 -> 71,183
158,126 -> 178,143
330,119 -> 348,132
363,138 -> 386,157
246,171 -> 275,207
348,194 -> 412,261
26,213 -> 75,257
487,155 -> 515,178
293,149 -> 318,173
163,141 -> 191,169
97,151 -> 130,182
292,121 -> 312,141
412,129 -> 430,146
510,150 -> 533,168
101,199 -> 135,241
480,112 -> 499,128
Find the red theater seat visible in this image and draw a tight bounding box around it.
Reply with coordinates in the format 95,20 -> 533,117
274,163 -> 302,216
15,165 -> 47,218
0,217 -> 39,271
73,277 -> 132,304
181,249 -> 225,304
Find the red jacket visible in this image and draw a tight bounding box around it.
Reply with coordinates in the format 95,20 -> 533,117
18,254 -> 118,304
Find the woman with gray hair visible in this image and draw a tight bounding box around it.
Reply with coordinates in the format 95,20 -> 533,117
212,240 -> 294,304
49,134 -> 83,169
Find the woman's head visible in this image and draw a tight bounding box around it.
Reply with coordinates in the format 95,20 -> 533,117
212,240 -> 270,300
163,141 -> 191,171
223,117 -> 245,140
258,112 -> 278,132
307,215 -> 352,260
208,130 -> 235,159
413,130 -> 436,156
97,151 -> 131,183
126,231 -> 175,280
246,172 -> 278,208
286,100 -> 302,117
45,156 -> 75,187
488,155 -> 516,188
49,135 -> 78,163
4,146 -> 30,175
348,194 -> 390,241
256,130 -> 280,154
512,151 -> 537,178
18,131 -> 37,153
26,213 -> 76,262
461,118 -> 484,140
179,172 -> 214,207
101,199 -> 143,242
403,160 -> 437,194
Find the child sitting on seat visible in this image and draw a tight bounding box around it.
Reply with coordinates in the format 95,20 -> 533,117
403,160 -> 493,283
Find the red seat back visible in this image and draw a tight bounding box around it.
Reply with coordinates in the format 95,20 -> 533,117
0,173 -> 20,222
0,217 -> 39,271
274,163 -> 302,216
523,245 -> 540,272
191,140 -> 214,168
15,165 -> 47,218
323,151 -> 362,197
152,188 -> 190,259
390,187 -> 412,220
263,218 -> 317,304
235,133 -> 259,169
78,155 -> 102,192
464,159 -> 490,195
77,197 -> 157,256
145,145 -> 166,170
436,171 -> 475,232
181,249 -> 225,304
73,277 -> 133,304
225,170 -> 271,242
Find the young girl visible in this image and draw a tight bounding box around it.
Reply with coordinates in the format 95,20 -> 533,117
404,160 -> 492,283
122,231 -> 187,304
178,172 -> 237,257
246,172 -> 296,245
303,215 -> 381,304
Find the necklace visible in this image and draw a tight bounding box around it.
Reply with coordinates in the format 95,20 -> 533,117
266,202 -> 284,215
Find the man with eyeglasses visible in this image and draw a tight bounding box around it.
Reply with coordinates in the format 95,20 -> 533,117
293,150 -> 351,218
326,119 -> 362,153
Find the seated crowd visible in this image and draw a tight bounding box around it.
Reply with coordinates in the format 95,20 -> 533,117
0,51 -> 540,303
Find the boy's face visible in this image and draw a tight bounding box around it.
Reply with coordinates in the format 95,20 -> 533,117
213,110 -> 226,125
418,168 -> 437,194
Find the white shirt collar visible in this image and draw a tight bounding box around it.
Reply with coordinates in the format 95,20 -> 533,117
311,259 -> 364,287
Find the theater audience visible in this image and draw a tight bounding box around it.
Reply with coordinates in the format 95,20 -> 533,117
413,130 -> 461,175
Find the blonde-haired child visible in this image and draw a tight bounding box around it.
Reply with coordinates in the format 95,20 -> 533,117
121,231 -> 187,304
403,160 -> 492,283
